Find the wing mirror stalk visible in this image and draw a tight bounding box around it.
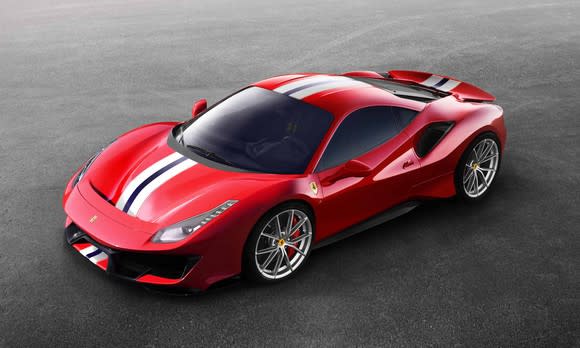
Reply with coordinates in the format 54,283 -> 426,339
322,160 -> 372,185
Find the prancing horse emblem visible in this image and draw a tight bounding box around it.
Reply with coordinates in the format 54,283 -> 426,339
309,182 -> 318,195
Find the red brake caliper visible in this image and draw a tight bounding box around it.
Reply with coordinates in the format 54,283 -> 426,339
286,215 -> 300,258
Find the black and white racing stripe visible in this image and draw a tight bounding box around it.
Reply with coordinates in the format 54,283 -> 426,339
273,75 -> 370,99
115,152 -> 196,217
79,244 -> 108,264
420,75 -> 461,92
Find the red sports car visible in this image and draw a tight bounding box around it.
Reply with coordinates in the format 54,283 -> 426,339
63,70 -> 506,291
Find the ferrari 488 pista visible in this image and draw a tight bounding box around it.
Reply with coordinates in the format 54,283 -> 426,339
63,70 -> 506,291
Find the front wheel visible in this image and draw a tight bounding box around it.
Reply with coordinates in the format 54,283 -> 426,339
243,203 -> 314,283
455,133 -> 501,201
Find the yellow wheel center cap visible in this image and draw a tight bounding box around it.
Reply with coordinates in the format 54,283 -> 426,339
472,163 -> 479,170
277,239 -> 285,247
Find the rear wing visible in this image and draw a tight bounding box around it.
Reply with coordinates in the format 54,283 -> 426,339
387,70 -> 495,102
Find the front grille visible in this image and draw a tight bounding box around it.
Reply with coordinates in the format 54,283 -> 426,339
65,224 -> 199,280
109,252 -> 198,279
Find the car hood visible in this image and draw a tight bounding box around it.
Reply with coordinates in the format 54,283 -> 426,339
86,123 -> 290,225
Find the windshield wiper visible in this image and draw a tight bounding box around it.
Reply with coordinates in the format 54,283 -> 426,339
186,145 -> 234,166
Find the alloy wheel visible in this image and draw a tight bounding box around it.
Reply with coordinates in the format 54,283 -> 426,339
254,209 -> 312,280
462,138 -> 499,198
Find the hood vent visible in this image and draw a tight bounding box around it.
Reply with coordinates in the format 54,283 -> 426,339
90,182 -> 114,205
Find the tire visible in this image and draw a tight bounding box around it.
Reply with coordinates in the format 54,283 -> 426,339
243,202 -> 314,283
454,132 -> 502,201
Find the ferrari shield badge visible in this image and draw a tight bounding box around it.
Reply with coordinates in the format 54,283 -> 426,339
310,182 -> 318,195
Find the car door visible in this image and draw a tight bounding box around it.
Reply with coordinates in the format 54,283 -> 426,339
314,106 -> 421,241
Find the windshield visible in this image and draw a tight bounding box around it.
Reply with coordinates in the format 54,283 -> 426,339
178,87 -> 333,174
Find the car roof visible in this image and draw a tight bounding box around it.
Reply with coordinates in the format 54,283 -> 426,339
253,73 -> 427,119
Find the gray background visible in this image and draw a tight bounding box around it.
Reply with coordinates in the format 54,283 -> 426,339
1,0 -> 579,346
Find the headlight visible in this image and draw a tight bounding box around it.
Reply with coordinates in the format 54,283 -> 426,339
72,151 -> 101,187
152,200 -> 238,243
72,140 -> 115,187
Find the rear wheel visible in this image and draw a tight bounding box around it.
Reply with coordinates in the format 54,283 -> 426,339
455,133 -> 501,201
243,203 -> 313,283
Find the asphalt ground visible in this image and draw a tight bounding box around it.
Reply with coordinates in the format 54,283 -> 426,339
0,0 -> 579,346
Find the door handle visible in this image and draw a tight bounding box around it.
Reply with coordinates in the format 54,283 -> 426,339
403,159 -> 414,169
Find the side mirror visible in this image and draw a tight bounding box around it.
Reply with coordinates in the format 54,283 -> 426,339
191,99 -> 207,118
324,160 -> 372,184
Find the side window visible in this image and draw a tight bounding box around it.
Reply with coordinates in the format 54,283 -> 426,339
317,106 -> 412,171
396,107 -> 419,128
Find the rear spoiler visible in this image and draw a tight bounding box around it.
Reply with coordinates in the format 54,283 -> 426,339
387,70 -> 495,102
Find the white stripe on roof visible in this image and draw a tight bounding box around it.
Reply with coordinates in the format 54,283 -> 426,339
273,75 -> 349,94
289,79 -> 369,99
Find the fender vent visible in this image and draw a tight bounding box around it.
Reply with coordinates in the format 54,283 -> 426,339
415,122 -> 454,157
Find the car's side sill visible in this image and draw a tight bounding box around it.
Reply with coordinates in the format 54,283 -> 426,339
312,201 -> 420,250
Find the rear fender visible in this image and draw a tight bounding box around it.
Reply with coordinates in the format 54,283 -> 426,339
409,103 -> 505,198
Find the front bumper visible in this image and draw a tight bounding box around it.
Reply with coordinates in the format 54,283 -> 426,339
65,224 -> 200,286
63,180 -> 247,291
